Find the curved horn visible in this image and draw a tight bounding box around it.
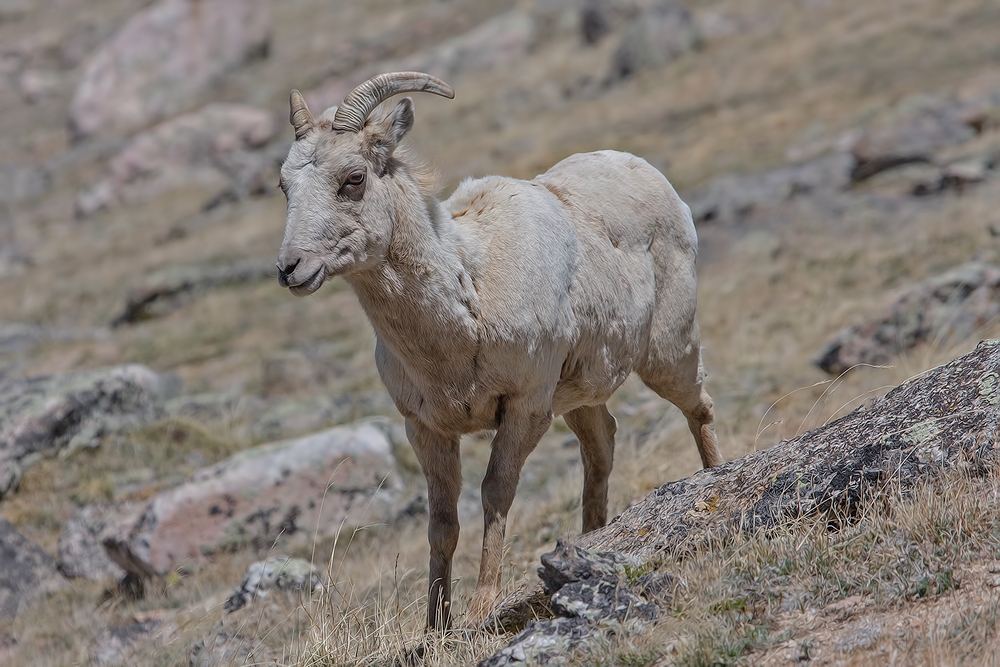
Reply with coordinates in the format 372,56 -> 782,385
331,72 -> 455,133
289,89 -> 314,141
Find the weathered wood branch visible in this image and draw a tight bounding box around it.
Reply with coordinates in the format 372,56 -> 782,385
492,339 -> 1000,630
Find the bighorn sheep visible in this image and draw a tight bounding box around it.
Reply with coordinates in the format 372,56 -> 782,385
275,72 -> 722,629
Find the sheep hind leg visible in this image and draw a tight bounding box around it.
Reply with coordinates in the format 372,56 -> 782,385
406,419 -> 462,631
638,346 -> 723,469
564,404 -> 617,533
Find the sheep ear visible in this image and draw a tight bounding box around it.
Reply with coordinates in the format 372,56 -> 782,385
289,90 -> 315,140
364,98 -> 414,167
317,105 -> 339,124
384,97 -> 415,145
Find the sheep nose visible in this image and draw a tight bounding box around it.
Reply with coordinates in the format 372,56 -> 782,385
276,257 -> 301,287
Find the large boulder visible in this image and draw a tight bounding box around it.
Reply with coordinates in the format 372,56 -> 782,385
0,519 -> 67,618
103,419 -> 409,578
76,104 -> 276,218
0,365 -> 172,499
816,262 -> 1000,375
492,339 -> 1000,630
68,0 -> 271,141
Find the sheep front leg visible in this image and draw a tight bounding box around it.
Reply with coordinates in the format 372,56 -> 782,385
468,397 -> 552,626
406,419 -> 462,631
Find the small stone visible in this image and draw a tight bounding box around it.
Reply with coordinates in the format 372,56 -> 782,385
225,557 -> 323,612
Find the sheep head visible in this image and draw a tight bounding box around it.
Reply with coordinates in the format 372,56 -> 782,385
276,72 -> 454,296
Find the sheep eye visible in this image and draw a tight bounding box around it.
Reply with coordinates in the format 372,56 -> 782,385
348,171 -> 365,185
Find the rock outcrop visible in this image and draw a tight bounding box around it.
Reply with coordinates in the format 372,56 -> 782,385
110,257 -> 277,327
687,152 -> 853,225
104,419 -> 408,578
492,339 -> 1000,630
0,365 -> 173,498
69,0 -> 271,141
0,519 -> 67,618
848,94 -> 979,182
76,104 -> 276,218
816,262 -> 1000,375
482,542 -> 664,666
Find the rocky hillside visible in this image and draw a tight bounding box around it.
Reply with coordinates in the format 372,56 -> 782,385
2,0 -> 1000,665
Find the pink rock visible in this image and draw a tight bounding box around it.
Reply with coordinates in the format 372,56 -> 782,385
104,420 -> 407,577
69,0 -> 271,141
76,103 -> 275,217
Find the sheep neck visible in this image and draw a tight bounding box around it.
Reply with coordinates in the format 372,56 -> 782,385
345,172 -> 480,375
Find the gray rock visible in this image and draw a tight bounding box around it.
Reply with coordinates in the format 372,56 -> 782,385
111,257 -> 276,327
0,365 -> 172,498
0,163 -> 50,204
912,159 -> 991,197
58,503 -> 136,580
188,633 -> 272,667
849,95 -> 978,182
91,620 -> 162,666
0,519 -> 67,619
224,556 -> 323,612
480,542 -> 660,666
816,262 -> 1000,375
0,323 -> 108,354
76,104 -> 276,218
610,2 -> 700,81
104,419 -> 406,578
581,0 -> 612,44
494,339 -> 1000,629
69,0 -> 271,141
687,152 -> 853,224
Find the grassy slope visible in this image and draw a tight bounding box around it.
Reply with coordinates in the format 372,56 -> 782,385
2,0 -> 1000,664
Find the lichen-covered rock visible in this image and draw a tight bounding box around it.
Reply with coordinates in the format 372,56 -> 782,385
69,0 -> 271,141
104,419 -> 406,578
0,519 -> 67,618
815,263 -> 1000,375
0,365 -> 172,499
224,556 -> 323,612
480,542 -> 660,666
58,503 -> 137,580
494,339 -> 1000,630
76,104 -> 276,218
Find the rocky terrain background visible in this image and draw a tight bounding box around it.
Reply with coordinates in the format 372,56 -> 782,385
2,0 -> 1000,664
